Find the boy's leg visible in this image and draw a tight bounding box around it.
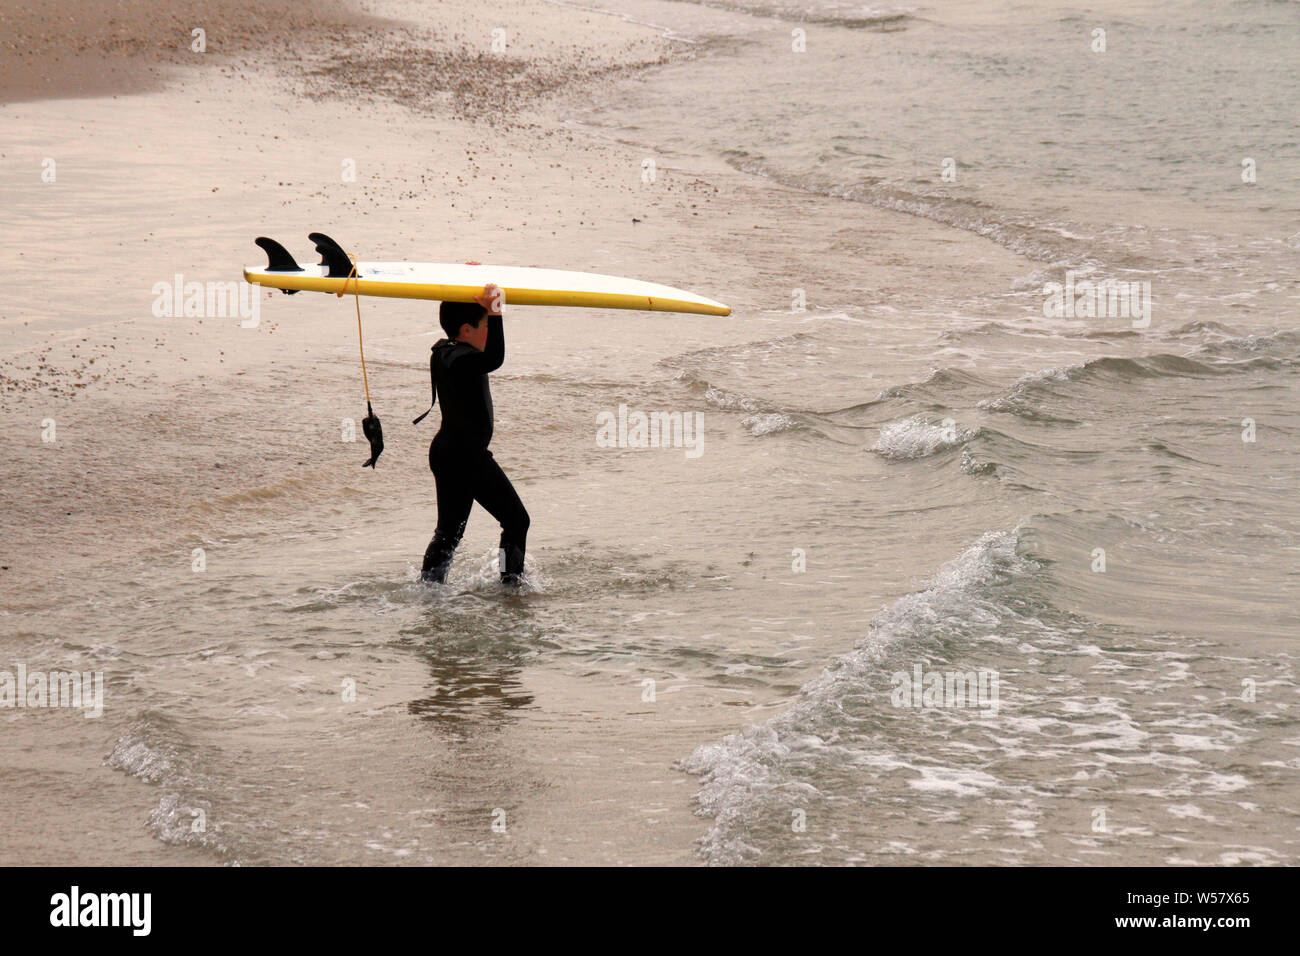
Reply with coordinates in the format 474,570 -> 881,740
422,461 -> 474,583
473,453 -> 530,584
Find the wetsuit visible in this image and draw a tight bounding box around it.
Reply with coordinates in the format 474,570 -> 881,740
420,314 -> 530,584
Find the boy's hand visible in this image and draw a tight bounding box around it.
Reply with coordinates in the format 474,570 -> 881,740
475,282 -> 504,315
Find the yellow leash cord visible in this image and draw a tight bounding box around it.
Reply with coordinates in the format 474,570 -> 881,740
337,256 -> 371,406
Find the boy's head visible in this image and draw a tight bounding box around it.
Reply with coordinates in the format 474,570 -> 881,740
439,300 -> 487,344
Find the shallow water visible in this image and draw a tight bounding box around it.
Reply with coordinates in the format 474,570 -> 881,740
589,0 -> 1300,864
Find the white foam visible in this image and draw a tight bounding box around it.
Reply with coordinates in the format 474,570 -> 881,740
742,412 -> 796,436
106,732 -> 174,784
908,765 -> 1001,796
703,386 -> 764,413
871,416 -> 975,460
680,530 -> 1035,863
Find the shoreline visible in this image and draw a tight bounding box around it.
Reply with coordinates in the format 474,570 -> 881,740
0,0 -> 387,104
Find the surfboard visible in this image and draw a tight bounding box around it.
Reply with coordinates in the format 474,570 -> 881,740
243,234 -> 731,317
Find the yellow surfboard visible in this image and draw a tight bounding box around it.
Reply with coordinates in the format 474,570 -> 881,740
244,234 -> 731,317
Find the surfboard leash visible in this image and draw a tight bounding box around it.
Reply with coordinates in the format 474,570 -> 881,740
337,255 -> 384,468
338,256 -> 370,406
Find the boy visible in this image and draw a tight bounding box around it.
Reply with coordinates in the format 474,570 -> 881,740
419,283 -> 529,586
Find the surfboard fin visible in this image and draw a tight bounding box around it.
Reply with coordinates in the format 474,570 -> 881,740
254,236 -> 303,272
308,232 -> 354,278
253,237 -> 303,294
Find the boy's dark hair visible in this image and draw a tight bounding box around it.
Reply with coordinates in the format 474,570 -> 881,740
439,300 -> 487,339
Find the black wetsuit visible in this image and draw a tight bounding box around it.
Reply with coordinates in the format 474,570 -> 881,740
420,314 -> 530,584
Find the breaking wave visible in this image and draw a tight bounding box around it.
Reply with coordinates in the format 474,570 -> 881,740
871,415 -> 977,459
680,530 -> 1040,864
